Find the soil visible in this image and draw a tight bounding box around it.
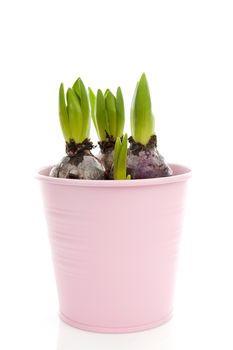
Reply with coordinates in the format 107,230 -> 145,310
128,135 -> 157,155
98,136 -> 116,154
65,138 -> 94,157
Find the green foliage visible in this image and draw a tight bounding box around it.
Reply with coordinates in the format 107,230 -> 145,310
116,87 -> 125,137
66,88 -> 83,143
105,90 -> 117,136
59,84 -> 71,142
59,78 -> 90,144
113,134 -> 131,180
59,73 -> 155,150
89,87 -> 125,141
96,89 -> 107,140
88,87 -> 97,131
130,73 -> 155,145
73,78 -> 90,142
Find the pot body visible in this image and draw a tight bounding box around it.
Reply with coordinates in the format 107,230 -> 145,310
37,164 -> 191,333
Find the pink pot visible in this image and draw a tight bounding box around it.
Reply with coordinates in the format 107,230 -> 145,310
37,164 -> 191,333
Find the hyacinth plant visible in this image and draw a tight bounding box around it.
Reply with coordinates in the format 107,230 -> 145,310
88,87 -> 125,177
50,78 -> 105,179
113,134 -> 131,180
127,73 -> 172,179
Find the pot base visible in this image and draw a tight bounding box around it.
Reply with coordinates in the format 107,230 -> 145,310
59,312 -> 172,334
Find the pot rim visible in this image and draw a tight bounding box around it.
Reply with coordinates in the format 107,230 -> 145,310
36,163 -> 191,187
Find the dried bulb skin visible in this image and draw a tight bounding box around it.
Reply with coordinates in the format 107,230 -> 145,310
98,150 -> 114,178
98,136 -> 115,178
49,151 -> 106,180
50,139 -> 106,180
127,136 -> 172,179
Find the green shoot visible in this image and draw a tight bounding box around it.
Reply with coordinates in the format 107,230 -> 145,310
90,87 -> 125,141
59,78 -> 90,144
88,87 -> 97,131
113,134 -> 131,180
59,84 -> 71,142
66,88 -> 83,143
116,87 -> 125,137
130,73 -> 155,145
105,90 -> 117,136
72,78 -> 90,143
96,89 -> 108,140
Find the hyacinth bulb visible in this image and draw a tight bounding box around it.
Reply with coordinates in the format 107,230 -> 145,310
50,79 -> 105,180
89,86 -> 125,177
127,73 -> 172,179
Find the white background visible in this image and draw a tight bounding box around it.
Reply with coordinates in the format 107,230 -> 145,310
0,1 -> 233,349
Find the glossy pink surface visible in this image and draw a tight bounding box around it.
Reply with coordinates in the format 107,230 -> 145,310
37,164 -> 191,333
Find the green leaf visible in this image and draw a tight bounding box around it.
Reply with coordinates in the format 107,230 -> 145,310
59,83 -> 71,142
104,89 -> 110,97
114,134 -> 129,180
66,88 -> 83,143
130,81 -> 138,141
113,136 -> 121,179
105,90 -> 117,137
73,78 -> 90,142
117,134 -> 128,179
116,87 -> 125,137
88,87 -> 98,132
72,78 -> 81,99
96,89 -> 107,140
131,73 -> 154,145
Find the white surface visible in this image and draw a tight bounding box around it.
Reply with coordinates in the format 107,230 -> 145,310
0,0 -> 233,349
